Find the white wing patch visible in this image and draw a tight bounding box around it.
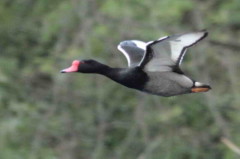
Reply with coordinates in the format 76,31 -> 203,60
170,31 -> 207,63
118,30 -> 207,70
158,36 -> 169,41
117,40 -> 146,67
170,41 -> 185,63
139,31 -> 208,72
117,45 -> 131,67
131,40 -> 147,50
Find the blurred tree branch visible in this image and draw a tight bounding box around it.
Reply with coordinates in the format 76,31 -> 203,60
209,40 -> 240,51
221,137 -> 240,156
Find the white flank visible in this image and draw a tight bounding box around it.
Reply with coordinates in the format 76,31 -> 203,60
195,82 -> 204,87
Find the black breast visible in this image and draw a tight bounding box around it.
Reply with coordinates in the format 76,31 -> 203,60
115,67 -> 148,90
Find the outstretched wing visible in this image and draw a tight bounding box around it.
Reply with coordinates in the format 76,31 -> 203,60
139,30 -> 208,72
118,40 -> 146,67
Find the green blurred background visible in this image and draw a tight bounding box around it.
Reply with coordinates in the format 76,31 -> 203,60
0,0 -> 240,159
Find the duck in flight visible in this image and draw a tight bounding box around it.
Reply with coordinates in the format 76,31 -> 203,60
61,30 -> 211,97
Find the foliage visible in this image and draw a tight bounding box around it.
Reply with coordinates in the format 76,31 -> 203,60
0,0 -> 240,159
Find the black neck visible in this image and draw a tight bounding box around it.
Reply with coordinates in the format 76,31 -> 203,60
95,63 -> 148,89
95,64 -> 125,82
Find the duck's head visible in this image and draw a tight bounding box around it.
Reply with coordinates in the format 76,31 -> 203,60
61,59 -> 104,73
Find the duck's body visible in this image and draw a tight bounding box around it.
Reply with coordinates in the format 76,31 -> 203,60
61,30 -> 211,97
142,72 -> 193,96
95,66 -> 194,97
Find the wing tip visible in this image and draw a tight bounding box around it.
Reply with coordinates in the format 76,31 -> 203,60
186,29 -> 208,47
199,29 -> 208,39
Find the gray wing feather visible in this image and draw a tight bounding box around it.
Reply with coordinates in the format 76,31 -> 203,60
140,31 -> 208,72
118,40 -> 146,67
